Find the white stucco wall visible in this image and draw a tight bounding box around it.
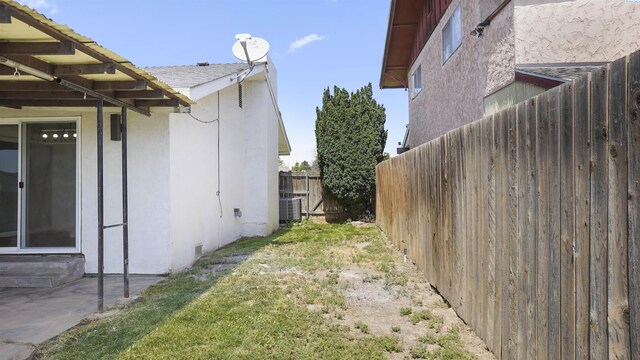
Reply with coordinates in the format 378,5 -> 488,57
0,69 -> 282,274
0,107 -> 173,274
167,86 -> 244,272
242,72 -> 280,237
515,0 -> 640,64
87,110 -> 173,274
167,71 -> 280,272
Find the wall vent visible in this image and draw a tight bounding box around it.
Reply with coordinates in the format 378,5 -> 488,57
195,244 -> 203,258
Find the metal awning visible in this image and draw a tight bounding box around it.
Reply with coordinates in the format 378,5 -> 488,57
0,0 -> 193,115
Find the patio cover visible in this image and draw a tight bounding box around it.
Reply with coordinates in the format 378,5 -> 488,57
0,0 -> 193,115
0,0 -> 194,312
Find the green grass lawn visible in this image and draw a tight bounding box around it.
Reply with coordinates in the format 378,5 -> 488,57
35,222 -> 477,360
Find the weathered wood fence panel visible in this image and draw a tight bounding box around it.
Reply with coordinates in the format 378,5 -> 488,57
375,50 -> 640,359
279,171 -> 324,216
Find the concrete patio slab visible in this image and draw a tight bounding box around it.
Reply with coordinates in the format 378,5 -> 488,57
0,275 -> 163,360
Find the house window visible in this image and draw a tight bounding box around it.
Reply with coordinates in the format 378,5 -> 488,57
411,65 -> 422,98
442,4 -> 462,63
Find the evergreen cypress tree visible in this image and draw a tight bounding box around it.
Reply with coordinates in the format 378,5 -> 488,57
315,83 -> 387,217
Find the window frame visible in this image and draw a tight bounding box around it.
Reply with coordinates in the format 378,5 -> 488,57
442,4 -> 462,64
411,64 -> 422,99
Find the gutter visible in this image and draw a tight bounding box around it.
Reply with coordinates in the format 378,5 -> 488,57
264,63 -> 292,155
379,0 -> 398,89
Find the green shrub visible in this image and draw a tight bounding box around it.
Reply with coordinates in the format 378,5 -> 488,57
315,83 -> 387,217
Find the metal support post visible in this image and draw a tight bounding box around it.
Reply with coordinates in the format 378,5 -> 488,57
121,107 -> 130,298
97,97 -> 104,313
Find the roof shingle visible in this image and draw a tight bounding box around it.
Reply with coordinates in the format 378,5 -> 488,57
145,63 -> 248,89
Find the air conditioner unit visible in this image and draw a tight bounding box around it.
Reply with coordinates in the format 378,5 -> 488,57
279,198 -> 302,222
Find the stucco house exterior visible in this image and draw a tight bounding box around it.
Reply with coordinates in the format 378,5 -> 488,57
0,1 -> 290,287
381,0 -> 640,152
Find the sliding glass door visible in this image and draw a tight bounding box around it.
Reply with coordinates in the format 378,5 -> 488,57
0,124 -> 18,248
0,119 -> 78,252
23,122 -> 77,248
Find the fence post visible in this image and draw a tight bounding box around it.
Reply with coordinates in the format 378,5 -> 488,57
306,171 -> 310,219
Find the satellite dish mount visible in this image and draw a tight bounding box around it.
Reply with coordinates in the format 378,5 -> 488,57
232,34 -> 270,83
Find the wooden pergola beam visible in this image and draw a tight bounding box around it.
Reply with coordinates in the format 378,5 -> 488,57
53,63 -> 116,76
5,8 -> 174,100
0,89 -> 165,100
0,99 -> 176,108
135,99 -> 178,107
0,60 -> 116,76
0,90 -> 95,99
0,80 -> 147,91
93,80 -> 147,91
115,89 -> 163,99
0,99 -> 122,107
0,41 -> 75,55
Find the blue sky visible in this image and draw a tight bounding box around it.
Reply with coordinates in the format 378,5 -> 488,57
20,0 -> 408,166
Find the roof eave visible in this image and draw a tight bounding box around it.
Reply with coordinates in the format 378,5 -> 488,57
188,64 -> 264,101
380,0 -> 397,89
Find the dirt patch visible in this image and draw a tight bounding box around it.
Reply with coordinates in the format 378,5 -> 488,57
351,221 -> 376,228
329,240 -> 495,359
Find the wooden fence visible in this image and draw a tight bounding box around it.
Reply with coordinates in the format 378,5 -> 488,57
279,171 -> 324,216
376,51 -> 639,359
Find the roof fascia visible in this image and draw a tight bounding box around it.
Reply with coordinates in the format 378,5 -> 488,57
188,64 -> 266,101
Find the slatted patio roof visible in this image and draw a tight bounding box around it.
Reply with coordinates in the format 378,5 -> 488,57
0,0 -> 193,116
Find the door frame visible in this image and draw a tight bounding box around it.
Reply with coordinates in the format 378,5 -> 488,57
0,116 -> 82,254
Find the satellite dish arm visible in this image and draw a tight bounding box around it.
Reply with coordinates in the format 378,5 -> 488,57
236,38 -> 256,83
240,40 -> 253,67
233,33 -> 269,84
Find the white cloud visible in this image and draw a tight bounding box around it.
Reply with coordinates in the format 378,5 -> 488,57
18,0 -> 59,15
288,34 -> 326,53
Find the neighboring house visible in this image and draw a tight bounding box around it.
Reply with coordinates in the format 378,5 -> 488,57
0,1 -> 290,286
381,0 -> 640,151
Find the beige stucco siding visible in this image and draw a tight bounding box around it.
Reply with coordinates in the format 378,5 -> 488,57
515,0 -> 640,64
407,0 -> 515,148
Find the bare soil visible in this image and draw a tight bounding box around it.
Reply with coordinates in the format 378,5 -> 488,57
332,231 -> 495,359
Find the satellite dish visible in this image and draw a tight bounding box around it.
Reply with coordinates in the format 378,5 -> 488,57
232,34 -> 270,64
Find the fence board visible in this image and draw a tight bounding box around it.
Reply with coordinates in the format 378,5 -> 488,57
479,118 -> 491,345
536,91 -> 550,358
499,108 -> 513,359
507,105 -> 519,358
547,87 -> 562,360
463,125 -> 473,324
573,73 -> 591,359
628,49 -> 640,359
516,101 -> 528,359
590,65 -> 609,359
485,116 -> 497,352
525,97 -> 538,360
470,124 -> 479,329
492,111 -> 504,355
374,51 -> 638,359
559,81 -> 576,359
607,56 -> 630,359
451,132 -> 459,303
